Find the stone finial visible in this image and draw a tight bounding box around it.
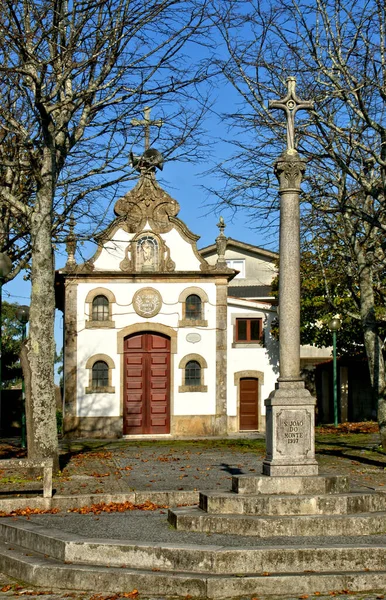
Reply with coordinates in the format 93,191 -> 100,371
269,77 -> 314,155
216,216 -> 227,264
65,213 -> 77,267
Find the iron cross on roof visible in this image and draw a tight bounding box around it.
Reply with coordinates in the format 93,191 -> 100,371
131,106 -> 163,151
268,77 -> 314,154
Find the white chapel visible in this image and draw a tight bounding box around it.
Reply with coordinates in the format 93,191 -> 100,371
56,148 -> 279,438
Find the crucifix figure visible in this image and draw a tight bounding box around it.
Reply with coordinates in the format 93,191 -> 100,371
268,77 -> 313,154
131,106 -> 163,151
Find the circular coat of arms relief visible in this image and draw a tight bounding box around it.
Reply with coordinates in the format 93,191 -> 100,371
132,287 -> 162,318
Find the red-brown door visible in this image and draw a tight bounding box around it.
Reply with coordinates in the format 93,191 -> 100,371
123,332 -> 170,435
239,378 -> 259,431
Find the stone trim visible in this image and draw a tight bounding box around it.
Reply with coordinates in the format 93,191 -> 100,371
178,353 -> 208,393
117,322 -> 177,355
85,353 -> 115,394
215,279 -> 228,434
178,353 -> 208,369
64,282 -> 78,424
85,287 -> 116,328
120,232 -> 175,273
234,370 -> 265,432
178,286 -> 209,328
118,325 -> 176,432
63,416 -> 122,438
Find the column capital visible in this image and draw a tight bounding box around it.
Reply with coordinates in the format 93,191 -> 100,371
274,151 -> 307,191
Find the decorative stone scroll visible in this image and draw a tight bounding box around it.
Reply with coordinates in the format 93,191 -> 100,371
114,171 -> 180,234
133,288 -> 162,318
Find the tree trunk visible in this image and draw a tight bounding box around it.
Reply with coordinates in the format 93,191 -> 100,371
19,340 -> 33,456
357,257 -> 386,450
28,150 -> 59,471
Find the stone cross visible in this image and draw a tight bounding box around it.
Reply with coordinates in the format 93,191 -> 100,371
131,106 -> 163,151
263,78 -> 318,478
268,77 -> 313,153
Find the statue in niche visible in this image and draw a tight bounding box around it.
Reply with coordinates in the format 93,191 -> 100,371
137,236 -> 158,271
142,240 -> 153,265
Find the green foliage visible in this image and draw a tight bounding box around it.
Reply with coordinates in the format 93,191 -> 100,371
272,244 -> 386,357
1,301 -> 24,387
56,410 -> 63,435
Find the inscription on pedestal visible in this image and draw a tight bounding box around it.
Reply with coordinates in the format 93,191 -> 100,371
276,409 -> 312,457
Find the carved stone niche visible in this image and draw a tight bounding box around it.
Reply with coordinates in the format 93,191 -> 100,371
120,232 -> 175,273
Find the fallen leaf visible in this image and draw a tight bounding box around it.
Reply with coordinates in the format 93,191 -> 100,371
121,590 -> 139,598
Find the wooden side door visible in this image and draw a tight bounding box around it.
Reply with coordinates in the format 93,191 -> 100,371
123,332 -> 170,434
239,378 -> 259,431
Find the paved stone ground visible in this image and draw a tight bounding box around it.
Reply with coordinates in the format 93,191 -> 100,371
1,434 -> 385,498
0,433 -> 385,599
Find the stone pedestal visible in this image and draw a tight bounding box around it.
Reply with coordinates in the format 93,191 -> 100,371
263,379 -> 318,476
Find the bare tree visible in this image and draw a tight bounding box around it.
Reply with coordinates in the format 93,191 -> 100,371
208,0 -> 386,447
0,0 -> 215,468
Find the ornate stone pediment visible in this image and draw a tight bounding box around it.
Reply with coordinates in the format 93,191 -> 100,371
114,171 -> 180,234
120,232 -> 175,273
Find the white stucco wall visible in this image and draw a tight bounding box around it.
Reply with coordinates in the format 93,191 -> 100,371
76,280 -> 217,418
93,229 -> 133,271
92,225 -> 203,272
226,301 -> 279,418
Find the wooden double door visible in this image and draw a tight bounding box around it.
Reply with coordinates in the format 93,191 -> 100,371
239,378 -> 259,431
123,332 -> 170,435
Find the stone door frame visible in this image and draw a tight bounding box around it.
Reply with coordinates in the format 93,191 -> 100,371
118,323 -> 177,435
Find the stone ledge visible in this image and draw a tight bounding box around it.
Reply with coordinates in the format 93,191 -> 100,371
232,474 -> 350,495
0,458 -> 53,499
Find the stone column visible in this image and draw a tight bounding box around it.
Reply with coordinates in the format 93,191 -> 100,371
215,278 -> 228,435
262,151 -> 318,476
63,280 -> 78,435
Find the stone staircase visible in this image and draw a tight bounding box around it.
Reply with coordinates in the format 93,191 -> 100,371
0,475 -> 385,598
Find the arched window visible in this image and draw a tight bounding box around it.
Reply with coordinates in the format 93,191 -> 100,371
185,294 -> 202,320
185,360 -> 201,386
85,288 -> 115,329
92,361 -> 109,389
85,354 -> 115,394
178,354 -> 207,393
92,295 -> 109,321
178,288 -> 208,327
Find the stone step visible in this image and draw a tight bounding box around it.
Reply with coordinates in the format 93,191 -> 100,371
232,474 -> 350,495
2,536 -> 386,598
2,519 -> 386,575
200,490 -> 386,516
169,506 -> 386,537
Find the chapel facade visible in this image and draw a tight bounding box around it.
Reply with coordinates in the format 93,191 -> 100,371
56,149 -> 279,438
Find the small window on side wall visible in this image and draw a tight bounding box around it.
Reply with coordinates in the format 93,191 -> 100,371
92,295 -> 109,321
85,354 -> 115,394
185,294 -> 202,320
185,360 -> 201,386
236,318 -> 262,342
92,361 -> 109,389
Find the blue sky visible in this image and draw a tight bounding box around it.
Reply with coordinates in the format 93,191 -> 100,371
4,116 -> 279,368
